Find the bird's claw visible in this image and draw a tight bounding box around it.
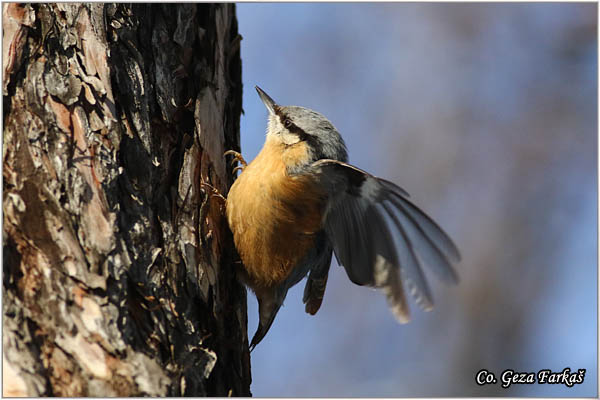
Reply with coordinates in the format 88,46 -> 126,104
224,150 -> 247,175
224,150 -> 248,166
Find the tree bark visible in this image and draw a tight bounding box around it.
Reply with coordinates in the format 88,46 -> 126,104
3,3 -> 250,396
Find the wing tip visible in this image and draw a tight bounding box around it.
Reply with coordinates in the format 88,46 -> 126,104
447,242 -> 462,264
390,305 -> 411,324
447,265 -> 460,285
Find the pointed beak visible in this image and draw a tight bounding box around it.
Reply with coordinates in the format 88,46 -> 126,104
255,86 -> 277,115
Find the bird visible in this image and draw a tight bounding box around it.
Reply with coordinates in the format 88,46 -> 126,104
225,86 -> 460,350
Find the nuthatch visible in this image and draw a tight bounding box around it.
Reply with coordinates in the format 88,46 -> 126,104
226,86 -> 460,350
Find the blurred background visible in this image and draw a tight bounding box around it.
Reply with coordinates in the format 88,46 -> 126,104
235,3 -> 597,397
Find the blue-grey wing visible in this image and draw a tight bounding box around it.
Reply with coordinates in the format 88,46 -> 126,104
309,159 -> 460,322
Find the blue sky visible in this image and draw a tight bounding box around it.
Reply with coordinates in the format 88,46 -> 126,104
235,3 -> 597,397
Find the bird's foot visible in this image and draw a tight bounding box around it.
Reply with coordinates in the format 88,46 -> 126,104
224,150 -> 247,175
200,180 -> 226,203
303,275 -> 328,315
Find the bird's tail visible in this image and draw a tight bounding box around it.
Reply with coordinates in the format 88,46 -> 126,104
250,288 -> 283,351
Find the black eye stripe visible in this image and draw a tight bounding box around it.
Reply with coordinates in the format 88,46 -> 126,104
275,109 -> 311,142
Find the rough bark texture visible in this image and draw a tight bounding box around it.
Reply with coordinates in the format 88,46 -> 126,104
3,3 -> 250,396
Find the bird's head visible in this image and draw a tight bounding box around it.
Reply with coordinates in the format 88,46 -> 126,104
255,86 -> 348,164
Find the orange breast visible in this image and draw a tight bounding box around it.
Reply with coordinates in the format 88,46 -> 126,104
226,140 -> 325,289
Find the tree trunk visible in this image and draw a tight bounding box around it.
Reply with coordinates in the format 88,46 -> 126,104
3,3 -> 250,396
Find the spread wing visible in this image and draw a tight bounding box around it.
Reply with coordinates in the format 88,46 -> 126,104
309,159 -> 460,322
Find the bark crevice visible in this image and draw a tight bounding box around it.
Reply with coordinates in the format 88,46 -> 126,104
3,3 -> 250,396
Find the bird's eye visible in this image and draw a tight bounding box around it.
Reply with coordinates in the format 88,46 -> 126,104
283,119 -> 292,128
